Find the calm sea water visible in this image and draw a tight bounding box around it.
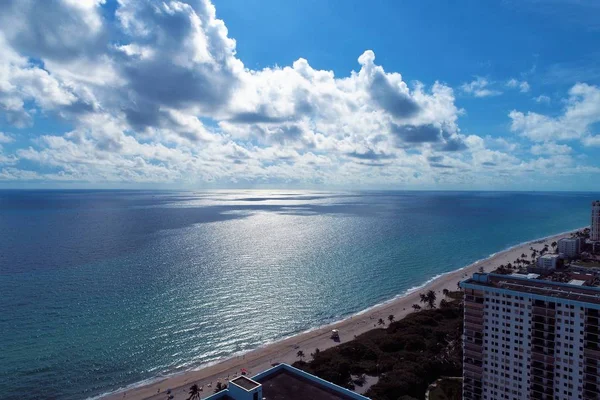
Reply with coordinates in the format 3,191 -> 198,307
1,190 -> 597,399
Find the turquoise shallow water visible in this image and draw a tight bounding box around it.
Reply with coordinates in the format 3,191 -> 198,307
0,190 -> 597,400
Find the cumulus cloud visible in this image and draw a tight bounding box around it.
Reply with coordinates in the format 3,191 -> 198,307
530,142 -> 573,155
0,0 -> 106,61
461,77 -> 502,97
534,95 -> 551,104
0,0 -> 597,187
0,34 -> 80,127
509,83 -> 600,143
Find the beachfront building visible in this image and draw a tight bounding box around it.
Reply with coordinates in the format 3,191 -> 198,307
592,201 -> 600,242
535,254 -> 559,271
461,272 -> 600,400
203,363 -> 370,400
557,237 -> 582,259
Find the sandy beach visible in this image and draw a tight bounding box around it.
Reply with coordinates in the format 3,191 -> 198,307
101,229 -> 581,400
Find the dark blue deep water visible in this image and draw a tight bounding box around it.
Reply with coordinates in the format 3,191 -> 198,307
1,190 -> 597,399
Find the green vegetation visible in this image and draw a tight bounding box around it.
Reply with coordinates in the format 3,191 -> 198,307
427,378 -> 462,400
419,290 -> 437,309
444,291 -> 463,301
293,300 -> 463,400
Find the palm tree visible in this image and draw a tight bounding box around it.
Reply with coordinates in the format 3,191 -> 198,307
377,318 -> 385,326
187,384 -> 201,400
521,253 -> 527,259
551,241 -> 557,252
440,299 -> 449,308
423,289 -> 436,309
412,304 -> 421,312
442,288 -> 449,297
478,266 -> 484,273
388,314 -> 394,323
296,350 -> 305,360
310,348 -> 320,358
507,262 -> 512,269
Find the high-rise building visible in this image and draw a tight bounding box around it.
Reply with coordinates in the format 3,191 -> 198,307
592,201 -> 600,242
461,272 -> 600,400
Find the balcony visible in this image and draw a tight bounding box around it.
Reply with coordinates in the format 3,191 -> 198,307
465,309 -> 483,319
533,307 -> 556,317
464,363 -> 483,375
465,316 -> 483,326
465,301 -> 485,309
585,358 -> 599,367
585,347 -> 600,359
465,321 -> 483,332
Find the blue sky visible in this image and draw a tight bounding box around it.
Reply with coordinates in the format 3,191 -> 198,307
0,0 -> 599,190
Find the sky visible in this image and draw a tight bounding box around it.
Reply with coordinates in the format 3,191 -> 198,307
0,0 -> 599,190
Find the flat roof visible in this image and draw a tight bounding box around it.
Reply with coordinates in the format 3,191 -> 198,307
512,273 -> 539,279
463,273 -> 600,304
256,368 -> 358,400
230,376 -> 260,391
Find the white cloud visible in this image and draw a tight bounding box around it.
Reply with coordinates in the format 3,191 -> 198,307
531,142 -> 573,155
582,136 -> 600,147
509,83 -> 600,143
507,78 -> 530,93
483,136 -> 518,152
461,77 -> 502,97
0,0 -> 597,187
0,132 -> 15,144
534,95 -> 551,104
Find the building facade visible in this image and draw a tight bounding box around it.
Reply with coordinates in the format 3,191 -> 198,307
536,254 -> 559,271
592,201 -> 600,242
558,237 -> 582,259
461,273 -> 600,400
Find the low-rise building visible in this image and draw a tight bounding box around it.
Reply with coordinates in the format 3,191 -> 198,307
535,253 -> 559,270
557,237 -> 581,258
203,363 -> 370,400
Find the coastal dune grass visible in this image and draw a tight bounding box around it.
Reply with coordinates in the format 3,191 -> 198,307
293,300 -> 463,400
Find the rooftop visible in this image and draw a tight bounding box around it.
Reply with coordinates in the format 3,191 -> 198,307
203,364 -> 370,400
462,273 -> 600,304
257,368 -> 360,400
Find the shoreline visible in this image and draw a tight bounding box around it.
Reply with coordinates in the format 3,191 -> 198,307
99,227 -> 585,400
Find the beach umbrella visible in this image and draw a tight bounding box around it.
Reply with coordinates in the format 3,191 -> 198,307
241,368 -> 248,375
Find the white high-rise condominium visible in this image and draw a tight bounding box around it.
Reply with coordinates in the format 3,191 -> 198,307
592,201 -> 600,242
461,273 -> 600,400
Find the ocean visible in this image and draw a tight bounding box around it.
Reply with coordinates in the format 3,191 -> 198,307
0,190 -> 597,400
